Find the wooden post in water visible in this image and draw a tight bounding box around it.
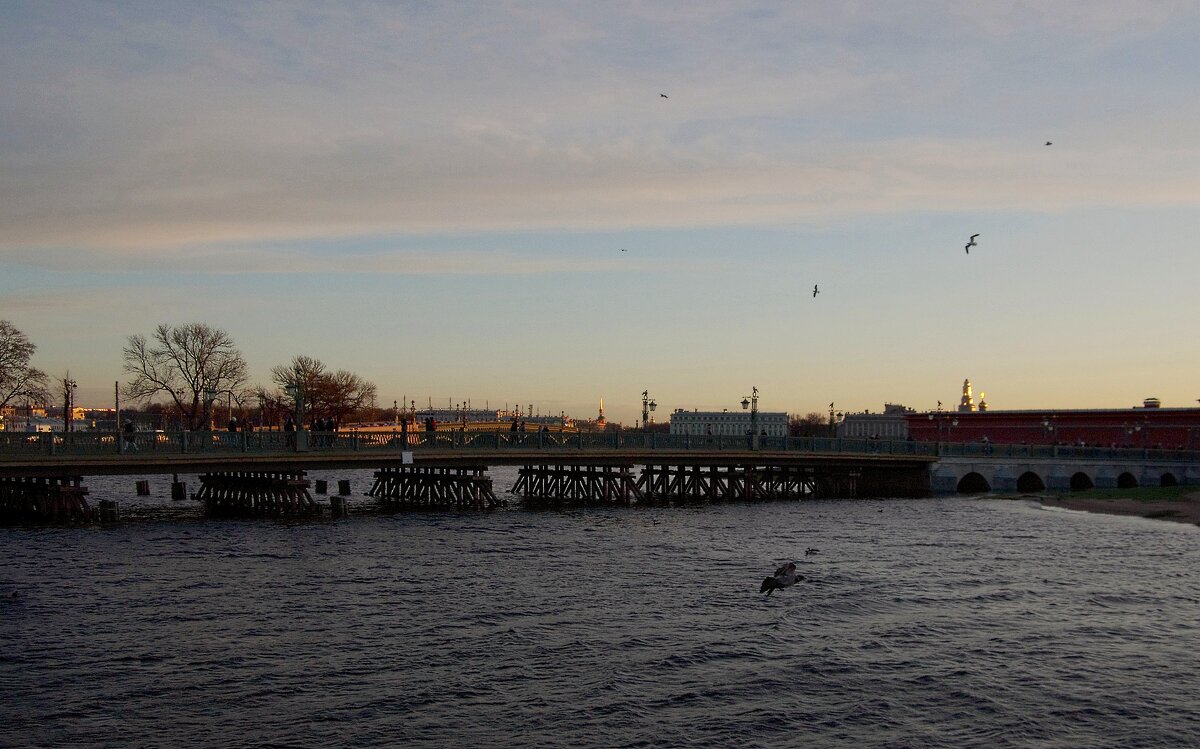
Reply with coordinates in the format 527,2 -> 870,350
171,474 -> 186,501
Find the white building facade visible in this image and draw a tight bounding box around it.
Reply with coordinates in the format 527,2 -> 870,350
837,403 -> 913,440
669,409 -> 789,437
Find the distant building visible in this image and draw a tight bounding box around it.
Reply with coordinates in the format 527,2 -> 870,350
838,403 -> 914,440
908,398 -> 1200,449
669,408 -> 788,437
957,378 -> 988,412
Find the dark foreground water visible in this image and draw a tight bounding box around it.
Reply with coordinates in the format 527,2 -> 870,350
2,469 -> 1199,748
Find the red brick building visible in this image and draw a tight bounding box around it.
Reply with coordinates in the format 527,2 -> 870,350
907,405 -> 1200,450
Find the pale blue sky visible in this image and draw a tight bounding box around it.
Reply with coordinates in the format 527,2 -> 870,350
2,1 -> 1198,423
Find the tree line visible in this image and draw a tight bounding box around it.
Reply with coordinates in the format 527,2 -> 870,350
1,319 -> 378,431
4,319 -> 842,433
122,323 -> 377,430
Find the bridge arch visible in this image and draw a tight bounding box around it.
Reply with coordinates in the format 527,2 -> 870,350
956,472 -> 991,494
1160,472 -> 1178,487
1116,471 -> 1138,489
1070,472 -> 1094,491
1016,471 -> 1045,493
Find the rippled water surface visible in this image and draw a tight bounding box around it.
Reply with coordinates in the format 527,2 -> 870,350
3,470 -> 1199,748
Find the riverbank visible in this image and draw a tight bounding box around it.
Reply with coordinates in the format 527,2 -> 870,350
1038,485 -> 1200,526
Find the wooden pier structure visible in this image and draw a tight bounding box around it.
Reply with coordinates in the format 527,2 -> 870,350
368,466 -> 499,510
0,476 -> 92,523
513,464 -> 642,507
197,471 -> 318,518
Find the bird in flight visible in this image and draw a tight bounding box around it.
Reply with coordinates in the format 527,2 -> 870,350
965,234 -> 979,254
660,93 -> 668,98
1045,141 -> 1053,146
812,284 -> 819,298
760,562 -> 805,596
620,248 -> 627,252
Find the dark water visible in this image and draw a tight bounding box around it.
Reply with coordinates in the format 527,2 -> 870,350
2,469 -> 1199,748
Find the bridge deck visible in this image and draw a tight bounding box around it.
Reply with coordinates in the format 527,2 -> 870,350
2,428 -> 1194,479
0,448 -> 937,478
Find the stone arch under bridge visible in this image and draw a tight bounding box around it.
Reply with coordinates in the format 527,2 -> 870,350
932,459 -> 1199,494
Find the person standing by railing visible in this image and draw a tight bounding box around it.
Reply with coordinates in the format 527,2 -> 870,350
123,419 -> 139,453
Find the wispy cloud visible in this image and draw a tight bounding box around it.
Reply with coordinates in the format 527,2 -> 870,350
1,1 -> 1198,256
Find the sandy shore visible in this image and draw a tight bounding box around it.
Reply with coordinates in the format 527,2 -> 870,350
1039,492 -> 1200,526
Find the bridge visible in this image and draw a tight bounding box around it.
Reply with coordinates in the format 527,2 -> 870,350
1,429 -> 1195,522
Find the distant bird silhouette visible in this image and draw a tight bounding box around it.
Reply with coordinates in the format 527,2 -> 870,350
965,234 -> 979,254
805,548 -> 819,556
620,248 -> 627,252
812,284 -> 819,298
1045,141 -> 1053,146
760,562 -> 805,596
660,93 -> 668,98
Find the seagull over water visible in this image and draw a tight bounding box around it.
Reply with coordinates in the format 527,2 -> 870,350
812,284 -> 819,298
965,234 -> 979,254
760,562 -> 805,596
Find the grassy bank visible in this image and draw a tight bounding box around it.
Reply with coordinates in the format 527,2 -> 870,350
1056,485 -> 1197,502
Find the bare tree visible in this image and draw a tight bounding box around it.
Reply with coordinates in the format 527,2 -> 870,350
269,355 -> 377,426
317,369 -> 378,425
122,323 -> 249,430
0,320 -> 49,410
789,412 -> 828,438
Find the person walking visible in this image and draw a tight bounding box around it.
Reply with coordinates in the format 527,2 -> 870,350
122,419 -> 139,453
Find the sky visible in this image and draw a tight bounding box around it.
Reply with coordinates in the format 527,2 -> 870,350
2,1 -> 1199,424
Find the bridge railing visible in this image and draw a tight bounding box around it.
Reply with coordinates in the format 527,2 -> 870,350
2,429 -> 1197,463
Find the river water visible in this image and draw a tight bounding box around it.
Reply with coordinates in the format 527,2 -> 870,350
2,468 -> 1199,748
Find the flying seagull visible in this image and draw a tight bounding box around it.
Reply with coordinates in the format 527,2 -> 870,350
1045,141 -> 1053,146
660,93 -> 668,98
812,284 -> 819,298
760,562 -> 805,596
965,234 -> 979,254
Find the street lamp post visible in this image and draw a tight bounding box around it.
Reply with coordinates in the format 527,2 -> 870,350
641,390 -> 657,432
1043,417 -> 1057,444
284,372 -> 304,429
63,378 -> 77,433
741,386 -> 759,450
929,412 -> 958,446
204,387 -> 217,430
62,379 -> 77,432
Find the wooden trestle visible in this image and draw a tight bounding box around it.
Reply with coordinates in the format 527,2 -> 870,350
0,476 -> 92,523
368,466 -> 499,510
512,465 -> 642,507
638,464 -> 821,502
198,471 -> 318,517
